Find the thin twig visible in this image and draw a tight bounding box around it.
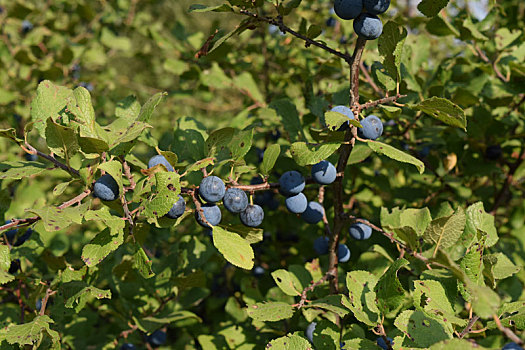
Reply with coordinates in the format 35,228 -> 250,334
459,315 -> 480,338
238,10 -> 352,63
358,94 -> 407,113
492,313 -> 524,346
23,142 -> 80,177
39,288 -> 57,316
122,161 -> 136,190
295,267 -> 337,309
491,147 -> 525,214
359,61 -> 383,96
0,190 -> 91,233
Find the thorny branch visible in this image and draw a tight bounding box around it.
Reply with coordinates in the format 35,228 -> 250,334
295,267 -> 337,309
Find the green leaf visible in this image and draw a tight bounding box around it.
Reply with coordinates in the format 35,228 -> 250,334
342,270 -> 380,326
135,310 -> 201,333
206,128 -> 234,156
413,97 -> 467,130
365,140 -> 425,174
0,128 -> 22,143
142,172 -> 181,219
290,142 -> 340,167
81,228 -> 124,267
306,24 -> 322,39
219,224 -> 263,244
394,310 -> 452,348
470,284 -> 500,319
495,28 -> 522,50
246,302 -> 295,322
325,111 -> 361,130
78,135 -> 109,154
29,202 -> 89,232
266,333 -> 311,349
348,144 -> 373,164
429,338 -> 485,349
309,319 -> 340,349
417,0 -> 450,17
228,129 -> 253,160
458,242 -> 485,302
269,99 -> 304,142
45,118 -> 80,160
424,207 -> 466,255
307,295 -> 349,318
413,279 -> 465,326
464,202 -> 498,248
0,245 -> 14,284
484,253 -> 520,285
212,226 -> 254,270
133,245 -> 155,279
378,21 -> 407,79
61,280 -> 111,311
260,144 -> 280,175
375,258 -> 409,314
5,315 -> 59,346
0,161 -> 47,180
100,27 -> 132,51
233,72 -> 264,104
188,4 -> 233,12
30,80 -> 73,137
137,92 -> 167,122
115,95 -> 141,120
69,86 -> 96,135
98,160 -> 124,195
271,269 -> 301,296
84,207 -> 125,236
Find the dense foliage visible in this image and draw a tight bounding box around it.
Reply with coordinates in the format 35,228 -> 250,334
0,0 -> 524,349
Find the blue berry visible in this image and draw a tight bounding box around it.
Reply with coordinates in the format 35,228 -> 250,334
35,299 -> 42,312
195,204 -> 222,228
120,344 -> 137,350
331,105 -> 355,131
326,17 -> 337,27
240,205 -> 264,227
358,115 -> 383,140
9,259 -> 20,274
253,266 -> 265,277
25,153 -> 38,161
4,221 -> 17,244
79,82 -> 94,92
21,20 -> 33,33
199,176 -> 226,203
223,188 -> 249,213
485,145 -> 502,160
279,171 -> 305,196
305,322 -> 317,343
148,154 -> 174,171
302,202 -> 324,224
353,13 -> 383,40
166,195 -> 185,219
338,244 -> 351,262
148,330 -> 167,347
363,0 -> 390,14
93,174 -> 119,201
377,337 -> 394,350
311,160 -> 337,185
14,228 -> 32,247
334,0 -> 363,20
285,193 -> 308,214
349,222 -> 372,240
314,236 -> 329,255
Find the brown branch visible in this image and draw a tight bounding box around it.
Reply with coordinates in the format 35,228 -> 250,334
328,38 -> 367,296
24,142 -> 80,177
459,315 -> 480,338
0,190 -> 91,234
238,10 -> 352,63
122,161 -> 136,191
358,94 -> 407,113
492,313 -> 524,346
295,267 -> 337,309
473,44 -> 509,83
39,288 -> 56,316
318,186 -> 332,237
191,190 -> 212,228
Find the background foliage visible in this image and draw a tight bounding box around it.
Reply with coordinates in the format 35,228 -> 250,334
0,0 -> 524,349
